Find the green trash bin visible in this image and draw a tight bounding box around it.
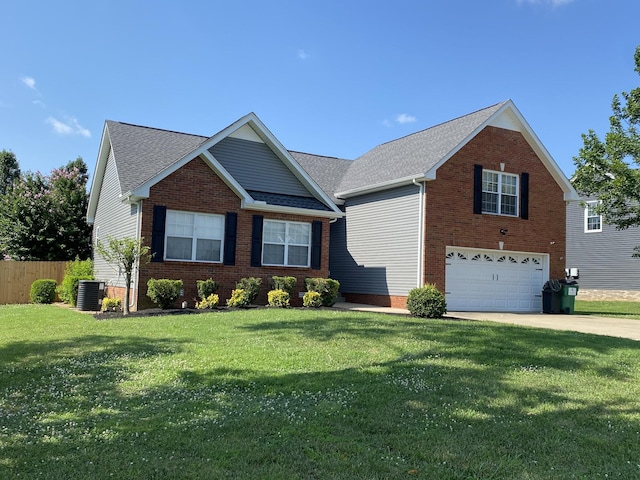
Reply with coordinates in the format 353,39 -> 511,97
560,283 -> 579,314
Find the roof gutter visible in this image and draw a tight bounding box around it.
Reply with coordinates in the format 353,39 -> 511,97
336,174 -> 431,199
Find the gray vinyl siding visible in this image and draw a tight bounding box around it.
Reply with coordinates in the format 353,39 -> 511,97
209,137 -> 312,197
566,200 -> 640,289
92,147 -> 139,288
330,184 -> 421,296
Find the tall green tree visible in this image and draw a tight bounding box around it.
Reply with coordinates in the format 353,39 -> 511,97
0,149 -> 20,195
0,158 -> 92,260
572,46 -> 640,246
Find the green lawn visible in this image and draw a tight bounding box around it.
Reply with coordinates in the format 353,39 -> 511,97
1,305 -> 639,479
576,299 -> 640,320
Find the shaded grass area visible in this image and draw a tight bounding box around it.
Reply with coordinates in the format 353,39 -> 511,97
1,305 -> 639,479
576,299 -> 640,320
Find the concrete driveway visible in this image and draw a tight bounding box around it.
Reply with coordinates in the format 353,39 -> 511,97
334,302 -> 640,341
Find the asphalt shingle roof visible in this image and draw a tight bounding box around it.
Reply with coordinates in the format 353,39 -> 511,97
334,101 -> 507,194
106,120 -> 208,194
289,151 -> 353,201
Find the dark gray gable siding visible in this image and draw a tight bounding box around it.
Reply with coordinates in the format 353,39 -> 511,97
330,184 -> 421,296
210,137 -> 312,197
566,200 -> 640,289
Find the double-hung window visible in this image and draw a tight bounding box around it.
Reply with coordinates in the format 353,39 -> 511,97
165,210 -> 224,262
262,220 -> 311,267
482,170 -> 518,216
585,201 -> 602,232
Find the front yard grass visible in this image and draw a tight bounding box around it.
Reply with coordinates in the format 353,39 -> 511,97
1,304 -> 639,479
576,299 -> 640,320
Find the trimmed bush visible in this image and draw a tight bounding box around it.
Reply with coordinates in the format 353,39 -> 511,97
30,279 -> 57,304
227,289 -> 251,308
196,279 -> 219,300
305,278 -> 340,306
267,289 -> 290,308
270,276 -> 297,296
57,259 -> 94,306
406,284 -> 447,318
196,294 -> 219,310
236,277 -> 262,304
147,279 -> 183,309
303,291 -> 322,308
101,297 -> 122,312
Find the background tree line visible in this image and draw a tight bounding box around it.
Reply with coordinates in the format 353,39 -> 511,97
0,149 -> 92,261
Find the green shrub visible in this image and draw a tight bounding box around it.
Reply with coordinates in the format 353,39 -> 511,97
57,259 -> 94,305
196,279 -> 219,300
302,291 -> 322,308
236,277 -> 262,304
146,279 -> 183,309
226,289 -> 251,308
305,278 -> 340,306
406,284 -> 447,318
196,294 -> 219,310
267,289 -> 290,308
30,279 -> 57,304
101,297 -> 122,312
270,276 -> 297,296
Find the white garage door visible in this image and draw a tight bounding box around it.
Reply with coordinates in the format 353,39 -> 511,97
445,247 -> 546,312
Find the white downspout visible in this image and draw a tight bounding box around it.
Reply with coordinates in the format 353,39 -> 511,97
413,179 -> 425,287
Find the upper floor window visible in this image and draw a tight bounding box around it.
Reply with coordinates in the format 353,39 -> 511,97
585,201 -> 602,233
262,220 -> 311,267
165,210 -> 224,262
482,170 -> 518,216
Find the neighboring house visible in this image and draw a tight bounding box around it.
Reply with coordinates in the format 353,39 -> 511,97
87,113 -> 342,310
88,99 -> 578,312
296,100 -> 578,312
566,198 -> 640,290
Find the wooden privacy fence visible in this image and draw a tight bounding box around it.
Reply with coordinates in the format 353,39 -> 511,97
0,261 -> 67,305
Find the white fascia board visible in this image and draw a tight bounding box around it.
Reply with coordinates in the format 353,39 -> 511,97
86,122 -> 113,224
242,200 -> 343,219
335,175 -> 429,199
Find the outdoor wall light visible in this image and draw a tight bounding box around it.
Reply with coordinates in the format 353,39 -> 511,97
499,229 -> 508,235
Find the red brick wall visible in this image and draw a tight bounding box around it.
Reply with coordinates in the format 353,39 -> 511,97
134,155 -> 330,310
422,126 -> 567,291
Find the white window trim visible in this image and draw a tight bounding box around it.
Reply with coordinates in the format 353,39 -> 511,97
482,170 -> 519,217
164,210 -> 225,263
584,200 -> 602,233
262,220 -> 311,268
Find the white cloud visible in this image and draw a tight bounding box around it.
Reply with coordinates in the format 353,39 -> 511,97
46,116 -> 91,138
396,113 -> 417,124
32,100 -> 46,109
22,76 -> 37,90
297,49 -> 310,60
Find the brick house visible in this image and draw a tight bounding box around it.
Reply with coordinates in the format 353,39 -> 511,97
88,100 -> 578,312
87,113 -> 342,310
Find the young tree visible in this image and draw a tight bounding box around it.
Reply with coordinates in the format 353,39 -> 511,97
572,46 -> 640,244
0,149 -> 20,195
96,236 -> 151,315
0,158 -> 92,260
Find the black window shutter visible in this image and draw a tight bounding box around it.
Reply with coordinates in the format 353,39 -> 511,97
223,212 -> 238,265
520,172 -> 529,220
250,215 -> 264,267
151,205 -> 166,262
473,164 -> 483,214
310,220 -> 322,270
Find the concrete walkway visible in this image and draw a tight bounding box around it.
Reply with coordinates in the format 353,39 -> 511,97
333,302 -> 640,342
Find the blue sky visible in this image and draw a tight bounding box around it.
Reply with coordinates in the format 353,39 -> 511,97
1,0 -> 638,181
